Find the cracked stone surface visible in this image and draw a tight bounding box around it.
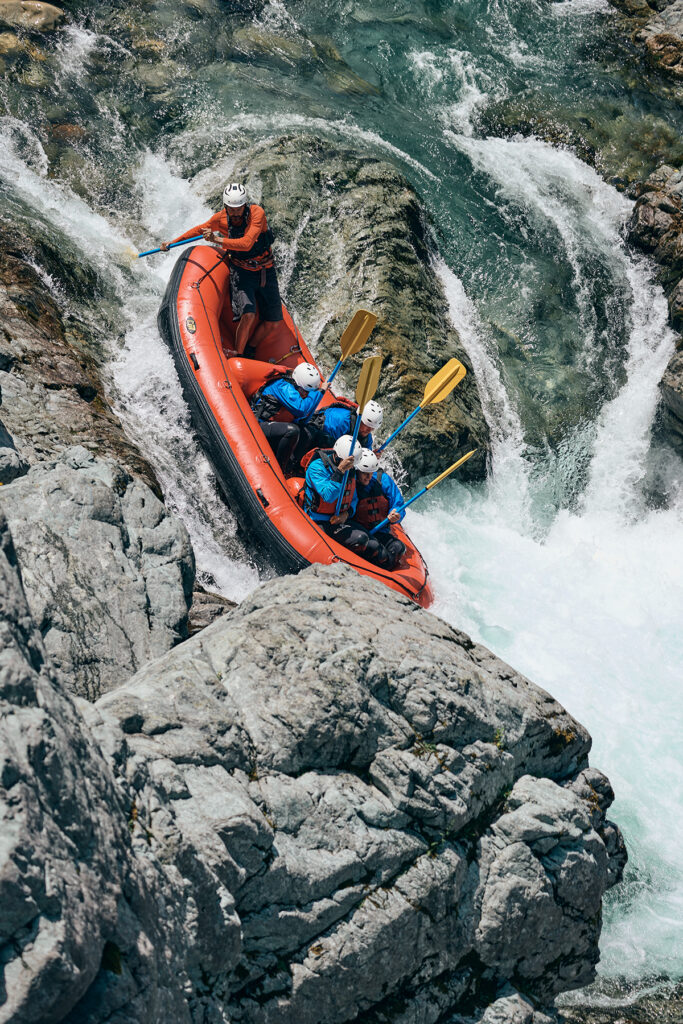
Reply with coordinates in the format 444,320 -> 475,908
0,445 -> 194,700
86,561 -> 625,1024
0,507 -> 195,1024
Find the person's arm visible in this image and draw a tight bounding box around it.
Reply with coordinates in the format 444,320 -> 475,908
158,212 -> 222,250
219,206 -> 268,253
279,383 -> 324,420
307,461 -> 342,505
383,474 -> 405,522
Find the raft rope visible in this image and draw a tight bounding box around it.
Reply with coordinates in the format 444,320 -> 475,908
187,253 -> 423,597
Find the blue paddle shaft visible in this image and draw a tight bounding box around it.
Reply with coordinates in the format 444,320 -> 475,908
376,405 -> 420,452
301,358 -> 342,424
369,486 -> 427,535
138,234 -> 204,258
335,414 -> 362,515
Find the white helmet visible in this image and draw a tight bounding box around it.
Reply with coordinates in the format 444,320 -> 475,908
333,435 -> 363,465
292,362 -> 321,391
223,182 -> 247,208
361,400 -> 383,430
356,448 -> 379,473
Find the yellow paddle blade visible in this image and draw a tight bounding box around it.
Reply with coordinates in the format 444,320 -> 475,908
355,354 -> 382,410
426,449 -> 477,490
339,309 -> 377,360
420,358 -> 466,408
119,244 -> 141,265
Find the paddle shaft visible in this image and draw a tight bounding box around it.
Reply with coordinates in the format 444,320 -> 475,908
369,448 -> 477,534
334,414 -> 363,515
137,234 -> 204,258
376,406 -> 420,453
369,488 -> 426,535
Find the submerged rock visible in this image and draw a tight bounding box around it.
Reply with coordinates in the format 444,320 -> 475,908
204,135 -> 490,483
0,446 -> 194,700
0,1 -> 65,33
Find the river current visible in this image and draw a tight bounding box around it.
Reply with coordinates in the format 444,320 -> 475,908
1,0 -> 682,1009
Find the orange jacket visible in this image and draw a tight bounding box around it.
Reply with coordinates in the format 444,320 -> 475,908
170,205 -> 274,268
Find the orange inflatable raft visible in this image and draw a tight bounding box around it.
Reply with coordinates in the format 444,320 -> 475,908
157,245 -> 433,607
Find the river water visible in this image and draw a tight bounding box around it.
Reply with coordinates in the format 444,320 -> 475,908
1,0 -> 682,1010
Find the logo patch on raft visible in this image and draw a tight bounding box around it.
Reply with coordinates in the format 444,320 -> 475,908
186,316 -> 197,334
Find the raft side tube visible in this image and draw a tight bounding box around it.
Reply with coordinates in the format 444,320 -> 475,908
157,250 -> 310,574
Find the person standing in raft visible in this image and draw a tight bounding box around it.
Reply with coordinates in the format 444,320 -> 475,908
251,362 -> 329,473
354,448 -> 406,570
302,436 -> 395,567
159,183 -> 282,356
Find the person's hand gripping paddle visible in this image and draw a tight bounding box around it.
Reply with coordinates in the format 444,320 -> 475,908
369,449 -> 477,534
334,353 -> 383,516
303,309 -> 378,424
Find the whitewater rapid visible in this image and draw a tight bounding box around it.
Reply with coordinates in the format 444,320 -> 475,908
2,4 -> 682,999
407,136 -> 683,988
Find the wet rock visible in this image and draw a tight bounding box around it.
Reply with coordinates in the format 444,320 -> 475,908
49,122 -> 87,142
188,583 -> 236,635
0,1 -> 65,33
0,508 -> 194,1024
0,446 -> 194,700
0,222 -> 160,492
626,166 -> 683,452
0,388 -> 28,484
450,986 -> 558,1023
92,562 -> 624,1023
0,28 -> 22,52
635,0 -> 683,76
214,135 -> 489,482
660,344 -> 683,448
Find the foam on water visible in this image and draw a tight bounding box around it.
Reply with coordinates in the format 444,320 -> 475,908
187,111 -> 439,184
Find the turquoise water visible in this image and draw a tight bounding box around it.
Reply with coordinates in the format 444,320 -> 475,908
1,0 -> 683,1005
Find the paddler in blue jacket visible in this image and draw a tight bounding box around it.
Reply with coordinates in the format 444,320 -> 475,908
251,362 -> 329,472
354,448 -> 406,570
320,399 -> 383,450
302,435 -> 394,567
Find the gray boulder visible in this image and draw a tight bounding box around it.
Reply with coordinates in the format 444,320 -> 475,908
0,445 -> 194,700
0,508 -> 193,1024
92,562 -> 625,1024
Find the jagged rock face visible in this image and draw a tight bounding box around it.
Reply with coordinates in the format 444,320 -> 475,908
628,166 -> 683,452
0,393 -> 27,484
610,0 -> 683,79
204,135 -> 490,484
92,562 -> 625,1024
0,446 -> 194,700
0,508 -> 193,1024
0,224 -> 160,493
633,0 -> 683,77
